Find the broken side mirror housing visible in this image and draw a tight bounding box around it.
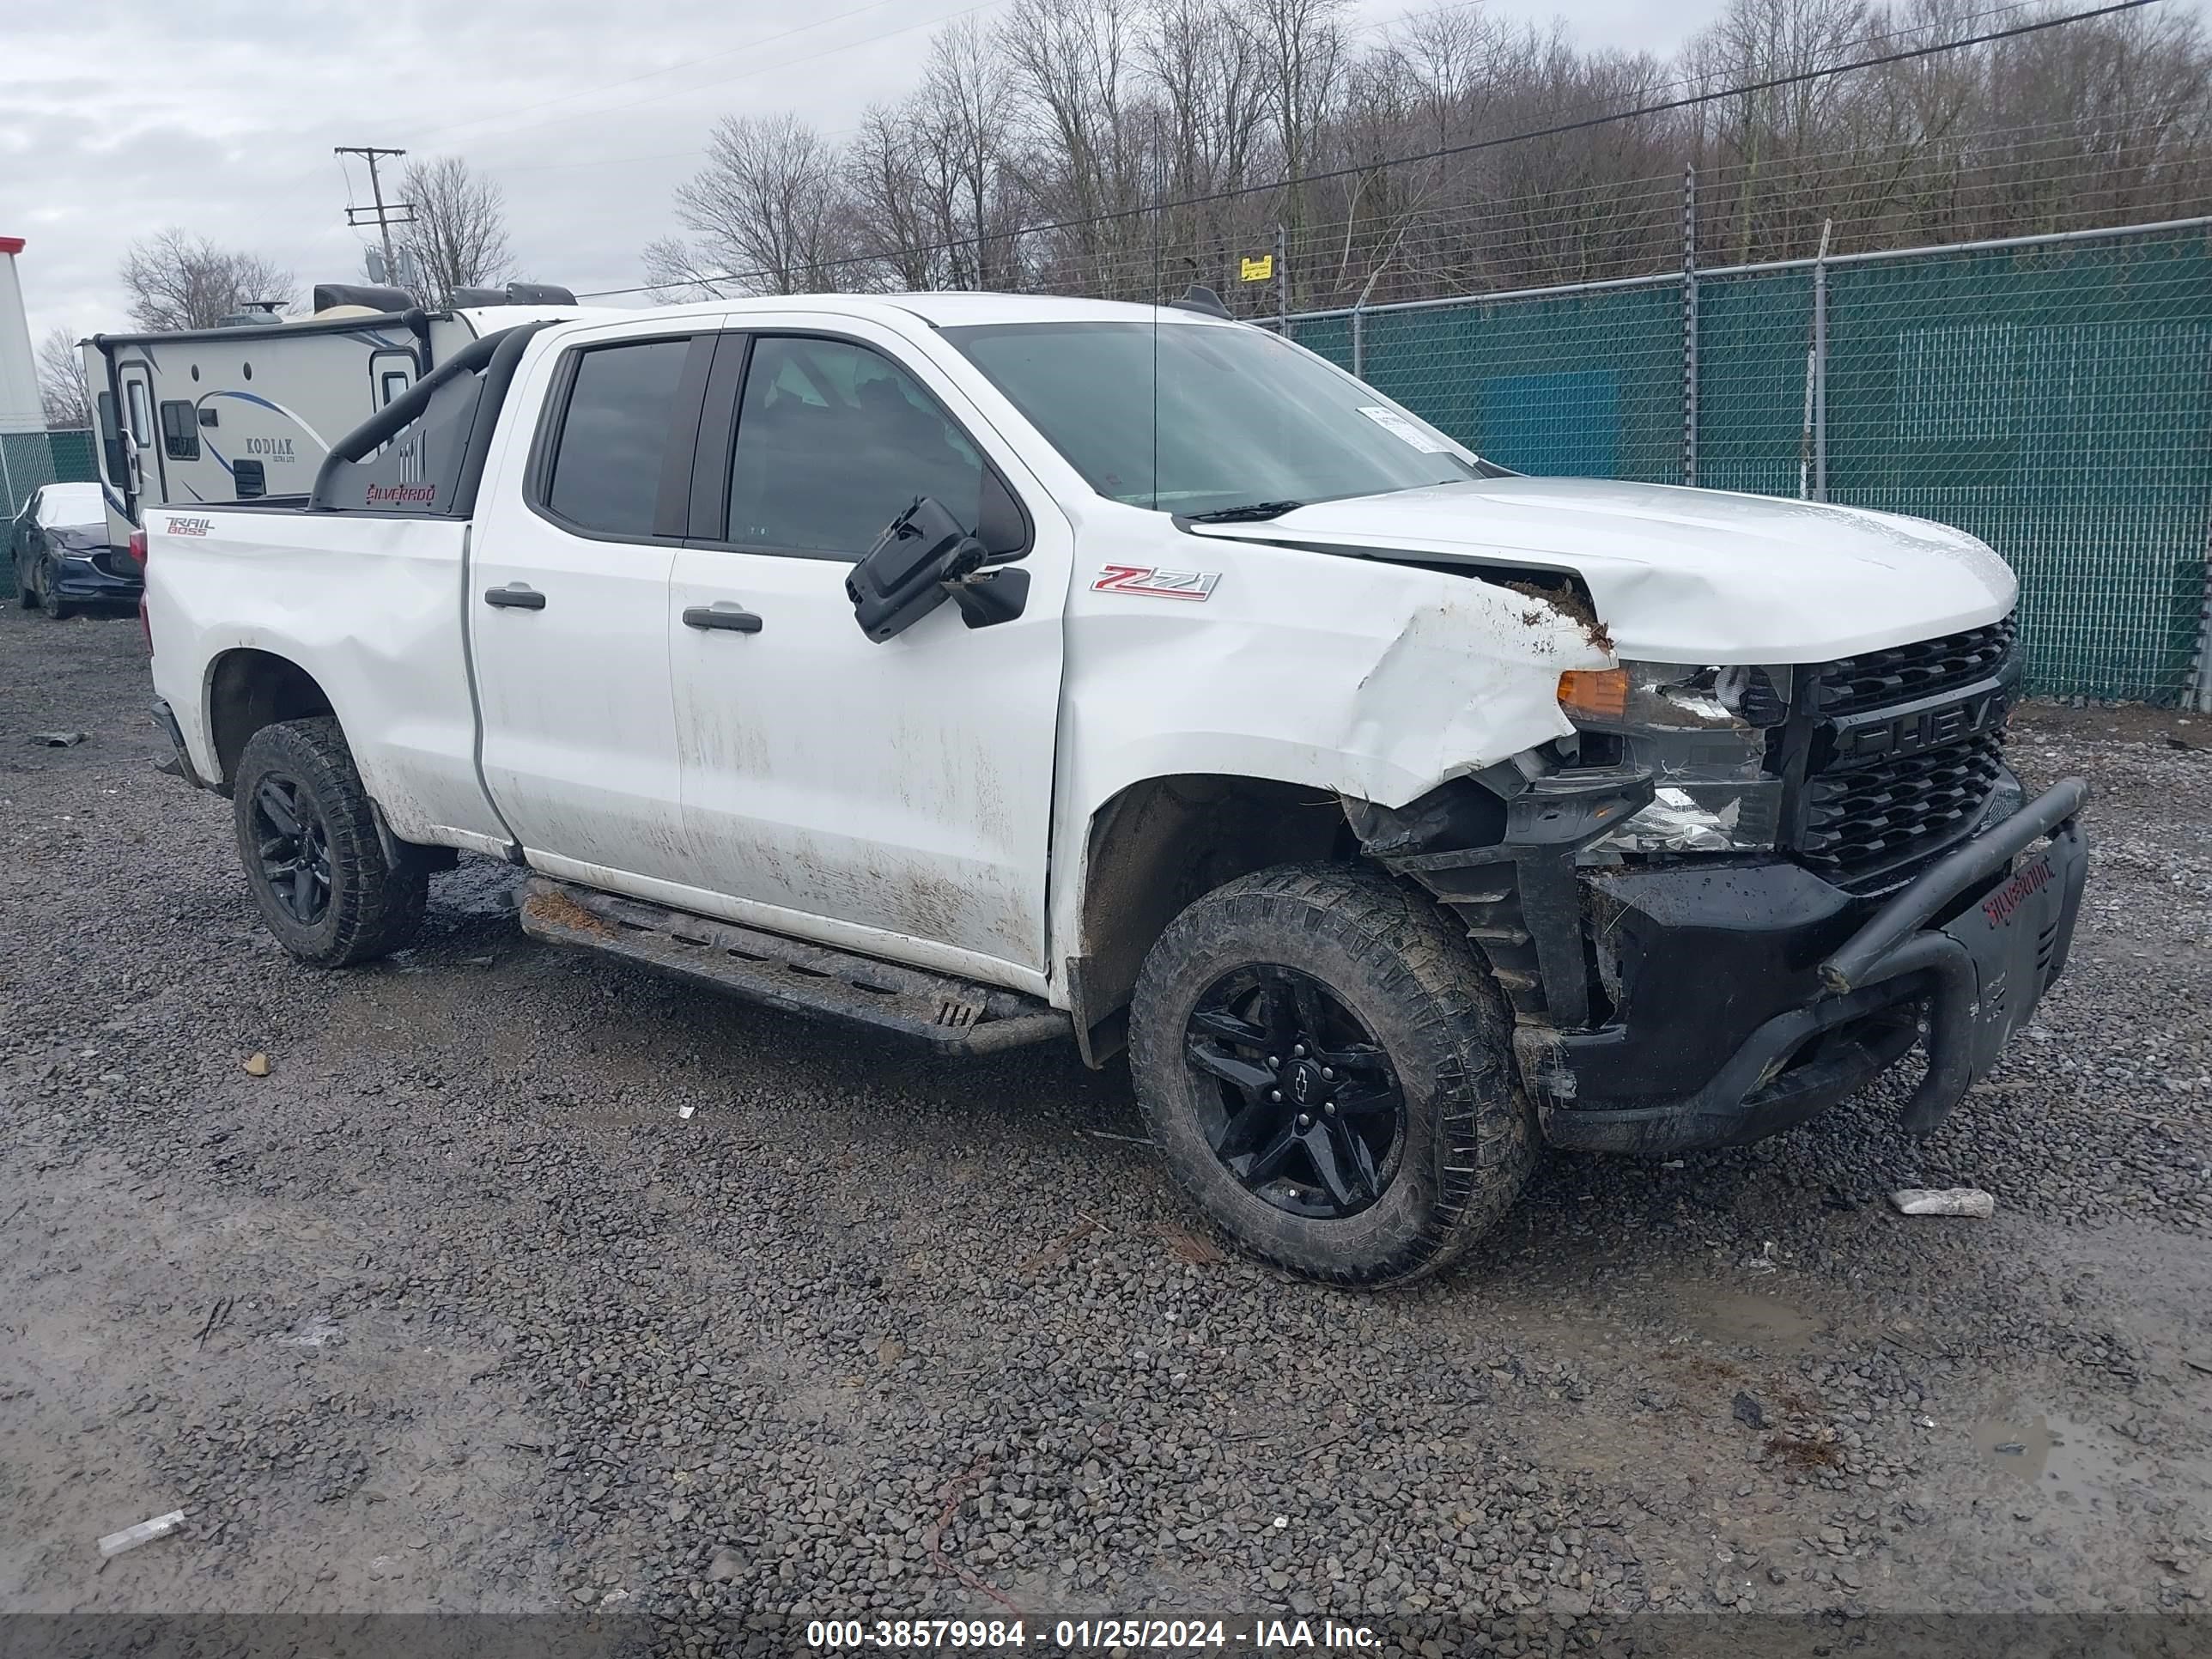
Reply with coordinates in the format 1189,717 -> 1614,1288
848,494 -> 1029,642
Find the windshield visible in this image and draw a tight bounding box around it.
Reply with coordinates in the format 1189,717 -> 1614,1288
945,320 -> 1489,516
37,483 -> 103,527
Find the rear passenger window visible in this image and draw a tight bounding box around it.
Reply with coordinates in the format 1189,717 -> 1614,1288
726,337 -> 987,556
160,400 -> 200,460
544,339 -> 693,538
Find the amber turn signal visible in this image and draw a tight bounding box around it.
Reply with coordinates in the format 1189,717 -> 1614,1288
1557,668 -> 1629,721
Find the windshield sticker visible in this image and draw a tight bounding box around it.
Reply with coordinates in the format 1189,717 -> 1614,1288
1092,563 -> 1219,601
1358,404 -> 1453,453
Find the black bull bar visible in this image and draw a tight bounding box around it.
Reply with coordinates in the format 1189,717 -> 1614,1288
1817,776 -> 2090,1134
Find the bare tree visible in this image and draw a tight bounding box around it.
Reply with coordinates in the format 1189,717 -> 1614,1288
398,156 -> 515,307
847,103 -> 948,290
35,328 -> 92,429
118,230 -> 294,332
641,0 -> 2212,310
911,19 -> 1026,289
653,113 -> 857,296
1002,0 -> 1149,285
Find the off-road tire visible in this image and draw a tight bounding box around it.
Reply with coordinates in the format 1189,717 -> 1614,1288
232,716 -> 428,967
35,558 -> 74,620
1128,863 -> 1534,1286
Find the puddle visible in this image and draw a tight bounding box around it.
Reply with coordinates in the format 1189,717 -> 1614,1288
1689,1290 -> 1821,1351
1972,1409 -> 2129,1500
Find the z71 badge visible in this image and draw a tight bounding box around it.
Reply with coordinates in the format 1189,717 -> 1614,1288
1091,563 -> 1220,601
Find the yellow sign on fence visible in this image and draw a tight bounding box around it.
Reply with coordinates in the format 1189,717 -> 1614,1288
1240,254 -> 1274,283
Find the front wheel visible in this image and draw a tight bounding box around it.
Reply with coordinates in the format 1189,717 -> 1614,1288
1128,864 -> 1534,1287
231,716 -> 428,966
35,557 -> 74,620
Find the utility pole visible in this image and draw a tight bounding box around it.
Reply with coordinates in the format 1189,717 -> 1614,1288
333,146 -> 415,286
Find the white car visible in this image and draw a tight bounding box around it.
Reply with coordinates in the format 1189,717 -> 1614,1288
140,290 -> 2088,1285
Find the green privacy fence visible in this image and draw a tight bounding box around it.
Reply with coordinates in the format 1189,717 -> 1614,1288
0,428 -> 100,513
1288,223 -> 2212,706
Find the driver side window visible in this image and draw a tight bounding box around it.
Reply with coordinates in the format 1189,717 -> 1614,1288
725,336 -> 988,558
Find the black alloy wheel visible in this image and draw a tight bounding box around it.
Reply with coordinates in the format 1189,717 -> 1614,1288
249,774 -> 335,926
1183,963 -> 1408,1218
1129,863 -> 1533,1285
231,717 -> 429,966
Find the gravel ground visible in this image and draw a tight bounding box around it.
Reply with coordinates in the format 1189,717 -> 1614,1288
2,604 -> 2209,1651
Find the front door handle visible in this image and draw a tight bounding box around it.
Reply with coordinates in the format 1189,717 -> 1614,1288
683,602 -> 763,635
484,583 -> 546,611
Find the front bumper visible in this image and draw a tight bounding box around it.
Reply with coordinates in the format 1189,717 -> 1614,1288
1535,775 -> 2089,1157
47,551 -> 144,602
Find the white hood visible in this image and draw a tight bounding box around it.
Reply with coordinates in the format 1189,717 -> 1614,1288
1191,477 -> 2017,664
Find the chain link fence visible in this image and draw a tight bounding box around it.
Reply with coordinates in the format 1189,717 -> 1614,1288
0,429 -> 100,514
1288,222 -> 2212,707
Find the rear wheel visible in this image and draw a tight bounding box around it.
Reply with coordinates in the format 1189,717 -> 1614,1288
1128,863 -> 1534,1287
232,717 -> 428,966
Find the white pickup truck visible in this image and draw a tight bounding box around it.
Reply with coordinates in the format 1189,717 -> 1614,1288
143,290 -> 2088,1285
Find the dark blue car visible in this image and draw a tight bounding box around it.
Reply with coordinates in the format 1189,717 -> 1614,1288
10,481 -> 140,619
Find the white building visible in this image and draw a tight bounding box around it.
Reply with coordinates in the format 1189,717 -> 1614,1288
0,234 -> 44,435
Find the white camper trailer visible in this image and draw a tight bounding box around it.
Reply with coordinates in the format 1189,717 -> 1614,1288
81,281 -> 586,555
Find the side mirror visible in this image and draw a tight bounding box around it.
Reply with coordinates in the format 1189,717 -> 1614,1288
848,495 -> 1029,642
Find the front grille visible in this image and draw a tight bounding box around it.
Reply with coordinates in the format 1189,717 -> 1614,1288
1802,615 -> 2016,719
1783,614 -> 2017,888
1796,733 -> 2008,877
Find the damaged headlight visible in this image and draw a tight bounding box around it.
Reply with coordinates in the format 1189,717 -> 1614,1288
1559,662 -> 1789,856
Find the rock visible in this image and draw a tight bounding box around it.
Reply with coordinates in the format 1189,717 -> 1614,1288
1890,1188 -> 1996,1218
243,1053 -> 271,1078
708,1547 -> 744,1582
1732,1393 -> 1767,1431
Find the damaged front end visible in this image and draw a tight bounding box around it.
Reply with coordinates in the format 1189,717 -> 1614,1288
1349,623 -> 2091,1158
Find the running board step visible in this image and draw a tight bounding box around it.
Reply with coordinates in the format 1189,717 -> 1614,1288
517,879 -> 1071,1055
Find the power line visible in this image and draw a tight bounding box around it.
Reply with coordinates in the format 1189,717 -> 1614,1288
578,0 -> 2166,299
503,0 -> 2042,185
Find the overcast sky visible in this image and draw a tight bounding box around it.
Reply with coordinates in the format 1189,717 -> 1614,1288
0,0 -> 1948,349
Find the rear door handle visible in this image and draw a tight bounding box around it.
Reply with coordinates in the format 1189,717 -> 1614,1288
683,602 -> 763,635
484,583 -> 546,611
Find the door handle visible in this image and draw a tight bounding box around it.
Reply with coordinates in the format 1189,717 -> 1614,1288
683,603 -> 763,635
484,583 -> 546,611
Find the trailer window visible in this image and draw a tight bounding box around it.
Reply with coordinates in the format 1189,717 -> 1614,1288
380,370 -> 410,408
160,400 -> 200,461
125,380 -> 153,444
